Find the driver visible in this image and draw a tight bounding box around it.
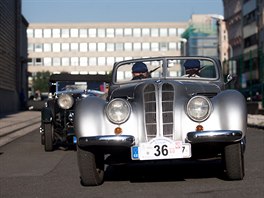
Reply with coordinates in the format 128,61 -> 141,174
183,59 -> 201,77
132,62 -> 150,80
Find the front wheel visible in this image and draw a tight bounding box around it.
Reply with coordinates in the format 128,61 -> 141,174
77,146 -> 104,186
44,123 -> 54,152
223,142 -> 244,180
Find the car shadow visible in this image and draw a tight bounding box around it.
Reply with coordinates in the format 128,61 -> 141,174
104,158 -> 225,183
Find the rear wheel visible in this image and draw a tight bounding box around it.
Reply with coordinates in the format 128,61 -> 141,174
77,146 -> 104,186
223,142 -> 244,180
44,123 -> 54,152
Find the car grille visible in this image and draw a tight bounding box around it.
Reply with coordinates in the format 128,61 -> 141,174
144,83 -> 174,141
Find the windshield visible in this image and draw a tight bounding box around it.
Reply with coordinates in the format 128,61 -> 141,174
56,81 -> 107,93
113,57 -> 218,84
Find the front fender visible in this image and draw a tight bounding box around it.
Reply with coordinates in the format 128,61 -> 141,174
41,107 -> 53,123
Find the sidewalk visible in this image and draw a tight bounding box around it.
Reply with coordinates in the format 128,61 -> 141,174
0,110 -> 263,147
0,111 -> 41,147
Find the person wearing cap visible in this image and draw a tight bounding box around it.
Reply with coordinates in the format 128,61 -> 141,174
183,59 -> 201,77
131,62 -> 150,80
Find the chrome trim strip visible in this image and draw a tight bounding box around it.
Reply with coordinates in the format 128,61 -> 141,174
186,130 -> 243,143
78,135 -> 135,147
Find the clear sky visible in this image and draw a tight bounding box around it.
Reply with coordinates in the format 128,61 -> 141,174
22,0 -> 223,23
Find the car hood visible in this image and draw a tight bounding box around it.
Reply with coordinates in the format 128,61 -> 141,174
109,80 -> 222,100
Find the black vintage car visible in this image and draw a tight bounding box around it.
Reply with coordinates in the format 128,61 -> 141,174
40,74 -> 110,151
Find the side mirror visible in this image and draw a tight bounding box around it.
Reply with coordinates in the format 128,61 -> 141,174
225,74 -> 237,86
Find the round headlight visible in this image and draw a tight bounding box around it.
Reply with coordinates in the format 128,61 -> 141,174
186,96 -> 212,122
106,99 -> 131,124
58,94 -> 74,109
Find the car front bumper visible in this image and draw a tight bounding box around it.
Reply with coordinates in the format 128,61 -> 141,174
186,130 -> 243,143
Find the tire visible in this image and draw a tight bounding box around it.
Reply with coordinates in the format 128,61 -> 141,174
77,146 -> 104,186
44,123 -> 54,152
41,134 -> 44,145
223,142 -> 244,180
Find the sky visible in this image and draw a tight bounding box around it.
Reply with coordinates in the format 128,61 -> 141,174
22,0 -> 223,23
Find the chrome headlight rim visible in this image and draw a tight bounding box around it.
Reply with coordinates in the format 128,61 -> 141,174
105,98 -> 131,124
57,94 -> 74,110
186,95 -> 212,122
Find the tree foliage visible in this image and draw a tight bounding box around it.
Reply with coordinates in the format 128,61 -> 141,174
32,71 -> 51,92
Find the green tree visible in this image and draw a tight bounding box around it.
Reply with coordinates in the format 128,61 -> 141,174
32,71 -> 51,92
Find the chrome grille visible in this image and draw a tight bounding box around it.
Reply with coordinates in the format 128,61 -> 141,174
144,83 -> 174,141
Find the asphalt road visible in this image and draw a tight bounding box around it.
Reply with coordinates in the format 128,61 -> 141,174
0,127 -> 263,198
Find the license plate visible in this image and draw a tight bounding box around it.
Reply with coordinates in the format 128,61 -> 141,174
131,137 -> 191,160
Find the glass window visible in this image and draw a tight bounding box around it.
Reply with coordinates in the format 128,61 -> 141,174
116,43 -> 123,51
89,43 -> 97,51
44,57 -> 52,66
27,58 -> 33,65
98,57 -> 106,66
169,42 -> 177,50
53,57 -> 60,66
106,43 -> 114,52
53,43 -> 60,52
142,42 -> 150,51
88,28 -> 97,37
61,43 -> 69,51
27,29 -> 33,38
71,43 -> 78,51
133,28 -> 141,37
34,29 -> 42,38
35,43 -> 43,52
52,29 -> 60,38
80,43 -> 88,52
106,28 -> 114,37
43,43 -> 51,52
151,28 -> 159,37
43,29 -> 51,38
160,42 -> 168,51
142,28 -> 150,36
115,28 -> 123,37
70,29 -> 78,37
98,28 -> 105,37
71,57 -> 79,66
116,57 -> 123,62
89,57 -> 97,65
61,29 -> 69,38
160,28 -> 168,37
79,29 -> 87,38
124,43 -> 132,51
124,28 -> 132,36
133,43 -> 141,51
80,57 -> 88,66
151,42 -> 159,51
35,58 -> 42,65
62,57 -> 69,66
107,57 -> 114,65
28,43 -> 34,51
178,28 -> 185,36
169,28 -> 177,36
98,43 -> 106,52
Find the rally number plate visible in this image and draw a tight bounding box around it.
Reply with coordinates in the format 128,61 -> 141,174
131,137 -> 191,160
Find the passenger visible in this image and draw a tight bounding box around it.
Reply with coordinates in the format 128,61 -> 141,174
131,62 -> 150,80
183,59 -> 201,77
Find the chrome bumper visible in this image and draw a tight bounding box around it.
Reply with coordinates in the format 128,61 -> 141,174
186,130 -> 243,143
78,135 -> 135,147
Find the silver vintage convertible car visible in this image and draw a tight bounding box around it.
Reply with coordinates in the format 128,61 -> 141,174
75,56 -> 247,186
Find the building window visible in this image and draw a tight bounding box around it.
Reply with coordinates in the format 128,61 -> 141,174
98,57 -> 106,65
27,58 -> 33,65
62,29 -> 69,38
98,28 -> 105,37
133,43 -> 141,51
115,28 -> 123,37
71,57 -> 79,66
62,57 -> 69,66
169,28 -> 177,36
133,28 -> 141,37
27,29 -> 33,38
107,57 -> 114,65
106,28 -> 115,37
142,28 -> 150,36
168,42 -> 177,50
124,28 -> 132,36
106,43 -> 114,52
71,43 -> 78,51
43,29 -> 51,38
160,42 -> 168,51
53,43 -> 61,52
98,43 -> 106,52
151,42 -> 159,51
44,43 -> 52,52
88,28 -> 97,37
80,57 -> 88,66
178,28 -> 185,36
80,43 -> 88,52
160,28 -> 168,37
34,29 -> 42,38
35,58 -> 42,65
116,57 -> 123,62
142,42 -> 150,51
35,43 -> 43,52
53,57 -> 60,66
28,43 -> 34,51
62,43 -> 69,51
89,43 -> 97,51
124,43 -> 132,51
79,29 -> 88,38
116,43 -> 123,51
44,57 -> 52,66
89,57 -> 97,66
70,29 -> 79,37
52,29 -> 60,38
151,28 -> 159,37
